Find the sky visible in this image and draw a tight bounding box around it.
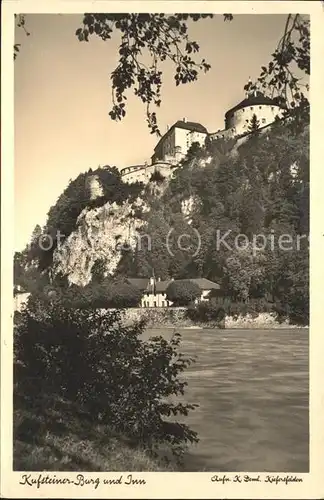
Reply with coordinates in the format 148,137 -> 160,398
14,13 -> 288,251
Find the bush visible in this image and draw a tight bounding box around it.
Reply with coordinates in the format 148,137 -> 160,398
31,279 -> 143,310
166,280 -> 201,306
150,170 -> 165,183
186,299 -> 277,325
214,298 -> 275,319
186,302 -> 226,326
14,301 -> 199,459
274,297 -> 308,326
106,281 -> 143,308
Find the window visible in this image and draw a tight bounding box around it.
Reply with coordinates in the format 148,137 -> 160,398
262,118 -> 266,124
162,301 -> 165,307
246,119 -> 249,123
154,301 -> 157,308
259,106 -> 262,109
250,106 -> 254,110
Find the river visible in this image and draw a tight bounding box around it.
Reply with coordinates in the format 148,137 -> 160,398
144,328 -> 309,472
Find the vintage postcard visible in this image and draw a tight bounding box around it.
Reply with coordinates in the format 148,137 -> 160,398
1,0 -> 323,498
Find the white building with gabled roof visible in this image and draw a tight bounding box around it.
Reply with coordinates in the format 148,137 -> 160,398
151,118 -> 208,165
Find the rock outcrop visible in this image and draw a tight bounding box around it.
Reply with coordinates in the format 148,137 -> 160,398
52,198 -> 147,286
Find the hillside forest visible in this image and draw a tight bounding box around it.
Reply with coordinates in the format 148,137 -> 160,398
14,117 -> 309,325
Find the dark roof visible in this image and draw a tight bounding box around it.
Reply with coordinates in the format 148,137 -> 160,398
126,278 -> 149,291
126,277 -> 220,293
173,121 -> 208,134
127,278 -> 170,293
156,280 -> 172,293
183,278 -> 220,290
154,121 -> 208,153
225,93 -> 286,119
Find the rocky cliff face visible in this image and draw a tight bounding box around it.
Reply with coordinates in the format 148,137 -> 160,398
52,198 -> 147,286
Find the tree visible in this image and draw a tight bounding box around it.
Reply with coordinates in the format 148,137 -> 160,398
51,277 -> 143,309
16,14 -> 309,132
75,14 -> 212,134
75,13 -> 309,133
135,210 -> 171,280
91,258 -> 106,283
15,13 -> 309,324
105,280 -> 143,308
114,245 -> 137,277
222,244 -> 267,302
247,113 -> 260,135
14,14 -> 30,60
269,15 -> 309,105
166,280 -> 201,306
14,303 -> 199,459
33,166 -> 143,271
241,14 -> 309,125
14,249 -> 50,295
150,170 -> 165,184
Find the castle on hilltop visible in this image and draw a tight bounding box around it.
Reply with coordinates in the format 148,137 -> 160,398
120,88 -> 286,185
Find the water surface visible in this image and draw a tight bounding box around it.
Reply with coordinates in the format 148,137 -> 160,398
144,328 -> 309,472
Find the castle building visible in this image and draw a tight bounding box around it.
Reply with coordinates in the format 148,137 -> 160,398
210,91 -> 286,140
119,164 -> 151,184
151,119 -> 208,165
120,91 -> 287,185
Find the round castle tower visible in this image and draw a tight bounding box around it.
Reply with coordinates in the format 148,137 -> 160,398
224,86 -> 286,137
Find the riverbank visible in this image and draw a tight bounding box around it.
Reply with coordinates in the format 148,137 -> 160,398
14,395 -> 174,472
120,308 -> 307,330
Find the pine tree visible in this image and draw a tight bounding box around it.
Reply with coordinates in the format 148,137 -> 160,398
248,113 -> 260,135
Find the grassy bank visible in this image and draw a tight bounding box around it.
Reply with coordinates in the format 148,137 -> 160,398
14,395 -> 173,472
14,304 -> 199,472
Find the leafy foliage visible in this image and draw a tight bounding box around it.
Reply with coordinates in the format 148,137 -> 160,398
74,13 -> 309,132
150,170 -> 165,183
14,302 -> 199,458
29,166 -> 143,270
28,276 -> 143,310
18,116 -> 309,324
166,280 -> 201,306
247,113 -> 260,135
15,14 -> 309,325
75,13 -> 213,134
143,119 -> 308,324
14,14 -> 30,59
16,14 -> 309,132
241,14 -> 310,124
186,301 -> 226,326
